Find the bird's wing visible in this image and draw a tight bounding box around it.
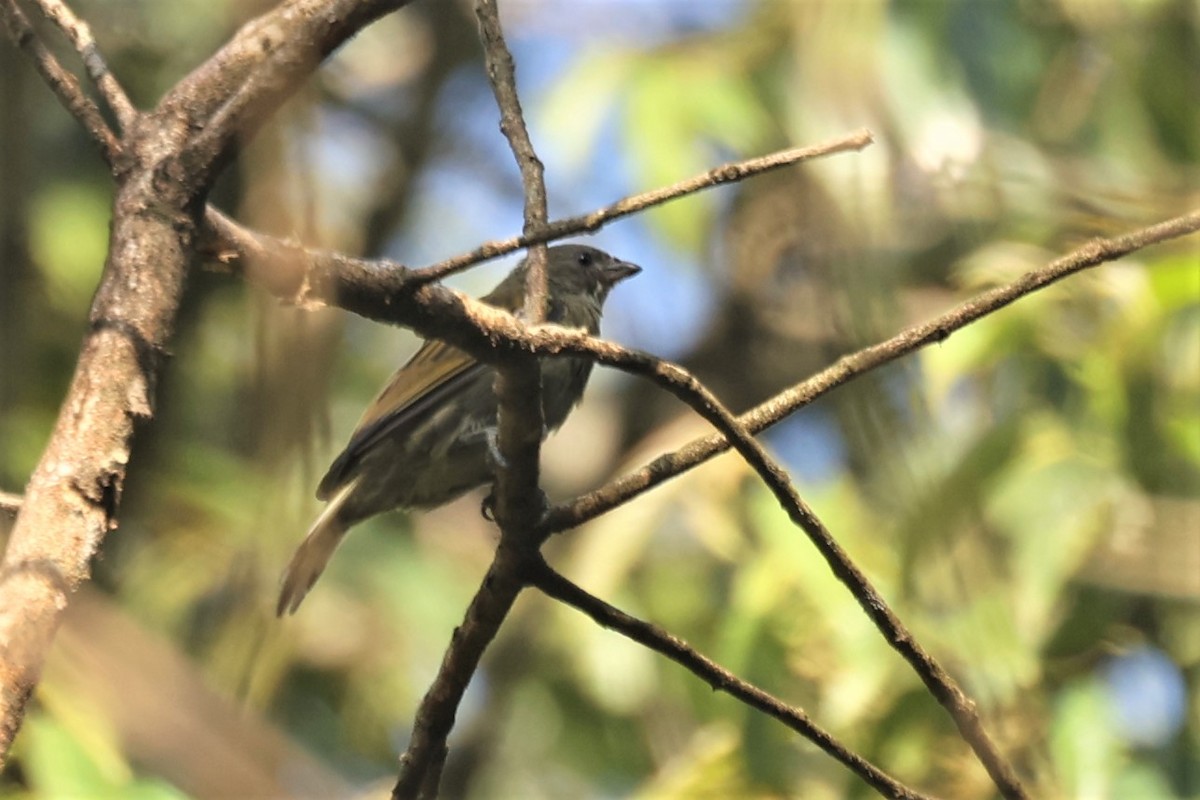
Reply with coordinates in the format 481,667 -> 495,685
316,338 -> 490,499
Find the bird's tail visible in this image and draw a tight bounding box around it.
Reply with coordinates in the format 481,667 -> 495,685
277,478 -> 360,616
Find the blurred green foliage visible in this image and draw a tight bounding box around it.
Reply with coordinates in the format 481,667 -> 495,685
1,1 -> 1198,798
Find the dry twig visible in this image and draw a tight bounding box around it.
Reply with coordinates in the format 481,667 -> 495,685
546,208 -> 1200,530
529,559 -> 933,800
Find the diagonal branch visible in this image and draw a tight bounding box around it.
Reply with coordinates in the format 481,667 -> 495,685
199,132 -> 873,337
408,130 -> 873,286
0,0 -> 121,165
545,207 -> 1200,531
31,0 -> 137,128
171,0 -> 417,188
474,0 -> 550,319
528,559 -> 934,800
493,323 -> 1027,799
394,549 -> 528,800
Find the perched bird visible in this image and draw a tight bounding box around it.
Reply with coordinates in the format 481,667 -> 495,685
277,244 -> 641,615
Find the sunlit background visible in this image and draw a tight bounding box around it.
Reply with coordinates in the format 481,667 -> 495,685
1,0 -> 1197,797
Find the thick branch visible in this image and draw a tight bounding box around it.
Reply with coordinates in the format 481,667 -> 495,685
0,119 -> 195,763
169,0 -> 416,187
0,0 -> 426,767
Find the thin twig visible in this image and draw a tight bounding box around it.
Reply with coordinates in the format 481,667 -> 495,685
409,130 -> 874,286
31,0 -> 137,127
0,0 -> 120,165
473,0 -> 549,534
474,0 -> 549,319
528,559 -> 934,800
198,132 -> 870,300
546,207 -> 1200,531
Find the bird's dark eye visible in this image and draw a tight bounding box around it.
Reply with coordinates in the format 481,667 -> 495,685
576,251 -> 594,267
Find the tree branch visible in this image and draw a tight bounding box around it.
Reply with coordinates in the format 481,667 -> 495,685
31,0 -> 137,128
528,558 -> 934,800
393,550 -> 527,800
0,0 -> 121,165
408,129 -> 873,287
475,0 -> 550,536
546,207 -> 1200,530
395,2 -> 552,795
472,317 -> 1027,798
197,132 -> 872,352
170,0 -> 416,188
0,0 -> 426,766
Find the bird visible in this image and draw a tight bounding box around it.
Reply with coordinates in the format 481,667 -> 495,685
277,244 -> 641,615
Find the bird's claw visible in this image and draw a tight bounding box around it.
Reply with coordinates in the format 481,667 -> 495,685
485,429 -> 508,471
479,487 -> 549,524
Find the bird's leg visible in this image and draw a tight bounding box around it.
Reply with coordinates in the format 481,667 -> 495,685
480,428 -> 505,521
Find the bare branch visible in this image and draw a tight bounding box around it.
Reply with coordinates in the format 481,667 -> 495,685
393,551 -> 526,800
548,208 -> 1200,530
171,0 -> 417,186
474,0 -> 549,319
0,0 -> 120,165
528,559 -> 934,800
31,0 -> 137,127
474,0 -> 549,531
485,321 -> 1027,798
0,0 -> 429,767
199,132 -> 873,340
411,130 -> 874,286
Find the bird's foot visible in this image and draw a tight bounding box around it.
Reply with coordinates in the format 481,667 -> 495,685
479,486 -> 549,524
485,428 -> 508,472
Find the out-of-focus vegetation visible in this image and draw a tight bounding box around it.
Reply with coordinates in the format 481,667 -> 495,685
1,1 -> 1197,797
